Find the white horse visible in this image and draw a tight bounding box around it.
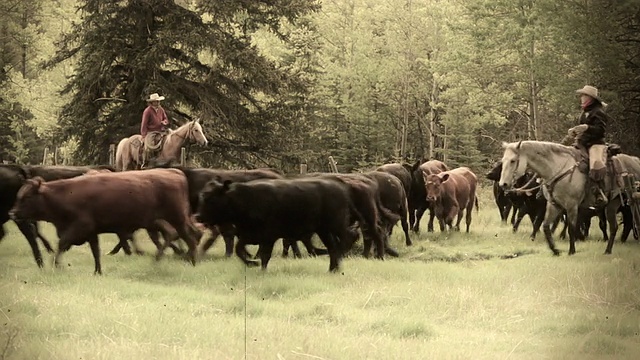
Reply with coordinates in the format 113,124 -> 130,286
499,140 -> 640,256
115,119 -> 208,171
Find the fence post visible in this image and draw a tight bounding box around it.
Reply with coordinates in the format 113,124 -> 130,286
42,147 -> 49,165
108,144 -> 116,166
180,147 -> 186,166
300,163 -> 307,174
328,156 -> 338,173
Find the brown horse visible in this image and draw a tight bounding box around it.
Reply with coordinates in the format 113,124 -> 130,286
115,119 -> 208,171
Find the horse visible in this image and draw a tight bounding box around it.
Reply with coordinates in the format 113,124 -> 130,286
498,140 -> 640,256
115,119 -> 208,171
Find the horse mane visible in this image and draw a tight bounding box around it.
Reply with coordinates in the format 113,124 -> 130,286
519,141 -> 578,158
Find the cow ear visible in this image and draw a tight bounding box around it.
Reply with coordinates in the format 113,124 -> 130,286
440,173 -> 450,182
30,176 -> 45,193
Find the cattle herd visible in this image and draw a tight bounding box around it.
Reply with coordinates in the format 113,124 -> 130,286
0,158 -> 631,275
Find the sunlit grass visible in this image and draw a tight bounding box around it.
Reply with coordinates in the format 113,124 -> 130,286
1,186 -> 639,359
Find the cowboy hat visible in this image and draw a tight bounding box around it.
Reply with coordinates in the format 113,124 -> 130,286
575,85 -> 604,103
146,93 -> 165,102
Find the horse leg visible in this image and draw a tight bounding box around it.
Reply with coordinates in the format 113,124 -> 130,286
604,198 -> 620,255
542,203 -> 561,256
565,207 -> 578,255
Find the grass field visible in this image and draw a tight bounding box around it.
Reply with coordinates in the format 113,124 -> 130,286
1,186 -> 640,360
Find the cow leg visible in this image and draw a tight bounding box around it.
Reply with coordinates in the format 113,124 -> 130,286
87,235 -> 102,275
454,208 -> 464,232
512,205 -> 527,232
530,205 -> 546,241
281,238 -> 292,258
14,220 -> 44,268
542,203 -> 562,256
408,206 -> 417,233
173,223 -> 198,266
598,209 -> 608,242
235,237 -> 259,267
604,198 -> 620,255
199,225 -> 221,255
413,205 -> 427,233
258,239 -> 276,270
108,233 -> 132,255
400,213 -> 412,246
620,206 -> 632,243
510,206 -> 519,226
501,202 -> 513,223
427,206 -> 437,233
317,231 -> 341,272
34,223 -> 54,253
290,240 -> 304,258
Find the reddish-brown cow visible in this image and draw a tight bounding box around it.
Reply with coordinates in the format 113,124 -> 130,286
8,168 -> 200,274
424,167 -> 478,233
408,160 -> 449,232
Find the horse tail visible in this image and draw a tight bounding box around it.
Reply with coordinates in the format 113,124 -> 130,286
115,139 -> 126,171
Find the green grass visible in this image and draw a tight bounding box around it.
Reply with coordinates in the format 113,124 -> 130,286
1,186 -> 640,359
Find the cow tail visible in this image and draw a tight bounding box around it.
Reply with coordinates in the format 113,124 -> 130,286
475,195 -> 479,213
377,197 -> 401,224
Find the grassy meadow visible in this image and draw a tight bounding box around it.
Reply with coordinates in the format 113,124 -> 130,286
1,186 -> 640,360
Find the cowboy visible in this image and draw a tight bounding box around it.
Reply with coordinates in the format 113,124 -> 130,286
140,93 -> 169,168
567,85 -> 611,208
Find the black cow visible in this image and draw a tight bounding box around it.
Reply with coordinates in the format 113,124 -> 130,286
297,172 -> 400,259
403,159 -> 449,233
486,161 -> 518,224
364,170 -> 411,247
195,177 -> 355,272
148,165 -> 327,259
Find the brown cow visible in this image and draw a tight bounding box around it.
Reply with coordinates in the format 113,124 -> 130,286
424,167 -> 478,233
8,168 -> 200,274
82,168 -> 194,257
408,160 -> 449,232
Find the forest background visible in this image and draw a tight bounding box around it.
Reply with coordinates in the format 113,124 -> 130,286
1,0 -> 639,175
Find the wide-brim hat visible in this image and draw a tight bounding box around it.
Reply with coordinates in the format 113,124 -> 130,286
575,85 -> 605,104
146,93 -> 165,102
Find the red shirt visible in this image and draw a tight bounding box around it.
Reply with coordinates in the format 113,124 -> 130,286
140,105 -> 168,137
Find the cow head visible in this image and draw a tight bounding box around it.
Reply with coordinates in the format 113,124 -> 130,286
9,176 -> 45,221
424,173 -> 450,202
195,179 -> 233,225
499,141 -> 526,189
486,161 -> 503,181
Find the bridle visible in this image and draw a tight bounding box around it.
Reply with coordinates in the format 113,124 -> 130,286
506,148 -> 578,206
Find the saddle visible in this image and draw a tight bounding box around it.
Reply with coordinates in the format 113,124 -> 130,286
141,131 -> 167,165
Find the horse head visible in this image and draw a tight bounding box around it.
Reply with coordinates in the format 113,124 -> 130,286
499,140 -> 527,189
184,118 -> 208,146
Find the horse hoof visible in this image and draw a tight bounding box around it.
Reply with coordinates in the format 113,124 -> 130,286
568,251 -> 576,256
604,250 -> 612,255
552,250 -> 561,256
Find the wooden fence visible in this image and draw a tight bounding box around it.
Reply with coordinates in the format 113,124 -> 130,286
40,145 -> 188,167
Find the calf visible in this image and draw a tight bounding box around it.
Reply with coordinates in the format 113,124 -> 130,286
424,167 -> 478,232
195,177 -> 354,272
9,168 -> 200,274
405,159 -> 449,232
